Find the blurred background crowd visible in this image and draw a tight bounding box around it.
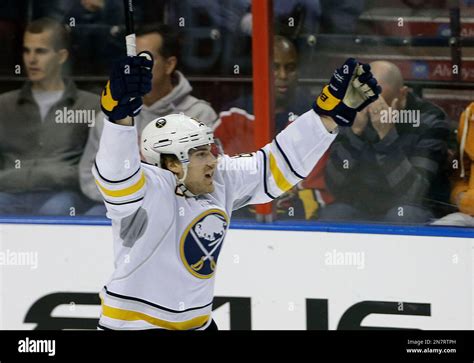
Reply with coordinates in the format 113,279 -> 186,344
1,0 -> 474,227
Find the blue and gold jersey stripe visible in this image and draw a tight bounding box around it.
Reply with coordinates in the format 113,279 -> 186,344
96,171 -> 146,198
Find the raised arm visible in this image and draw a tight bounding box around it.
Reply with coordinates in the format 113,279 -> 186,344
224,58 -> 382,209
221,110 -> 338,209
92,52 -> 153,218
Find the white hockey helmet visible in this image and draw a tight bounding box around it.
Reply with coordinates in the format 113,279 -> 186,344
141,113 -> 214,166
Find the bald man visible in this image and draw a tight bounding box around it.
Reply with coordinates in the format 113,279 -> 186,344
320,61 -> 451,223
352,61 -> 409,140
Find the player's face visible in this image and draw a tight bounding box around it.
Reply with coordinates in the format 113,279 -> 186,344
273,42 -> 298,103
185,145 -> 218,195
23,31 -> 66,83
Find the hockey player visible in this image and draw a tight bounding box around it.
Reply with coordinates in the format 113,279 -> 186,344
95,52 -> 381,330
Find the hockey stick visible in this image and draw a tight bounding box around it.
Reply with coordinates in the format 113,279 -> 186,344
122,0 -> 151,117
123,0 -> 136,56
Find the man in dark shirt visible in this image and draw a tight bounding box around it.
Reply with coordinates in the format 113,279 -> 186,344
320,61 -> 450,223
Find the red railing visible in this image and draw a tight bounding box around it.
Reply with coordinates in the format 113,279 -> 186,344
251,0 -> 274,220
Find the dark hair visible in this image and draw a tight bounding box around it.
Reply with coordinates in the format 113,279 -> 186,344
25,18 -> 70,51
136,23 -> 179,59
160,153 -> 179,170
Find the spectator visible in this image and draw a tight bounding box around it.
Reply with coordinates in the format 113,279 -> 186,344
217,35 -> 312,144
320,61 -> 450,223
79,23 -> 218,214
0,18 -> 98,215
215,35 -> 331,220
0,0 -> 69,73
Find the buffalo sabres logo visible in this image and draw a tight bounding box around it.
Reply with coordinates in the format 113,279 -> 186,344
155,118 -> 167,128
180,209 -> 229,279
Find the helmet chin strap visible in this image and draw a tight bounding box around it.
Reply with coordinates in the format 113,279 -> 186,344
176,162 -> 197,198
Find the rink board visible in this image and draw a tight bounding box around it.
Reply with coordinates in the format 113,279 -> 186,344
0,222 -> 472,330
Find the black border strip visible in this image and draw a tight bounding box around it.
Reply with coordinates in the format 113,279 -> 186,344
1,330 -> 472,359
274,136 -> 305,179
104,286 -> 213,314
94,160 -> 141,184
258,149 -> 277,200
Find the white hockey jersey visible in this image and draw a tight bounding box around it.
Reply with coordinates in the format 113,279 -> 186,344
95,109 -> 336,330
